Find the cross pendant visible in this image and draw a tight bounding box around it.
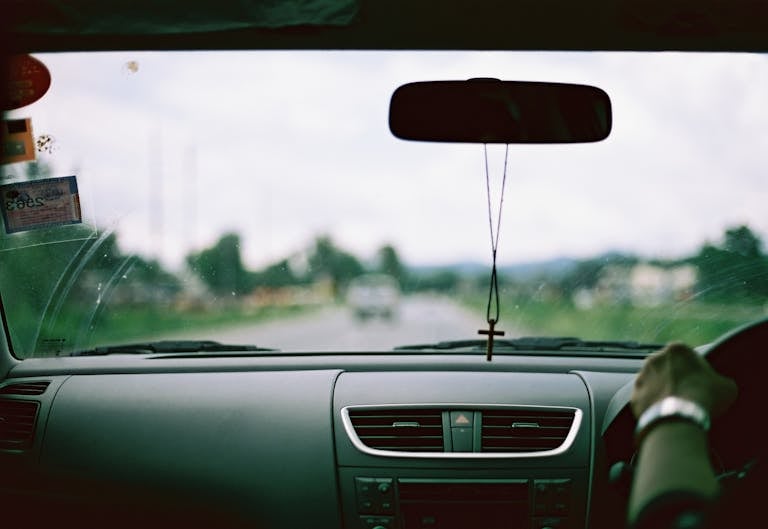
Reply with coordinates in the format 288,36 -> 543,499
478,319 -> 505,362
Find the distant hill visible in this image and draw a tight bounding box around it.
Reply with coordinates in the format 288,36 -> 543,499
410,257 -> 580,280
500,257 -> 580,280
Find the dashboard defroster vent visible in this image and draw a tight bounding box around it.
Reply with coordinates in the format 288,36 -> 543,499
0,381 -> 50,396
347,408 -> 444,452
481,408 -> 576,452
0,400 -> 40,450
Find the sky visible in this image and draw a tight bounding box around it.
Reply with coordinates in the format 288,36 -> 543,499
3,50 -> 768,270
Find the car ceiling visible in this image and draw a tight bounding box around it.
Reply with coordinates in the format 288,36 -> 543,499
4,0 -> 768,53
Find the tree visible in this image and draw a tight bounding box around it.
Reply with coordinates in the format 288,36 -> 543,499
724,225 -> 762,258
406,269 -> 460,293
693,225 -> 768,301
254,259 -> 299,288
306,236 -> 364,295
186,233 -> 255,295
376,244 -> 406,285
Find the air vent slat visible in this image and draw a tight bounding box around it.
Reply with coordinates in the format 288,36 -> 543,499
480,408 -> 576,453
0,400 -> 40,450
0,381 -> 50,396
348,408 -> 444,453
354,426 -> 442,436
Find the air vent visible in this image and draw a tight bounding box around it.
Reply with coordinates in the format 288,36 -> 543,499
481,408 -> 575,453
348,408 -> 444,452
0,400 -> 40,450
0,381 -> 50,396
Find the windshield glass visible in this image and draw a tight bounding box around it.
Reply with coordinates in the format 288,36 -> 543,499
2,51 -> 767,358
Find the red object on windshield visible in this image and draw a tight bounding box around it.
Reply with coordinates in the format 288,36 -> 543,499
4,54 -> 51,110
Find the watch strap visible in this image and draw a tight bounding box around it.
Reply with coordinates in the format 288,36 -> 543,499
635,396 -> 710,446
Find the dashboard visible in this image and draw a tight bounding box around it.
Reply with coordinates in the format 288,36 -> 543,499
0,352 -> 645,529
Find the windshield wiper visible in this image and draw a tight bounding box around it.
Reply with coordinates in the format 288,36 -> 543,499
69,340 -> 277,356
394,336 -> 663,354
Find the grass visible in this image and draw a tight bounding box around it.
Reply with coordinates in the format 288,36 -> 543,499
13,303 -> 318,358
463,295 -> 766,347
85,304 -> 315,345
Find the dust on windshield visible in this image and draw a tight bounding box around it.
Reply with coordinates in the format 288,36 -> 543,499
1,51 -> 767,358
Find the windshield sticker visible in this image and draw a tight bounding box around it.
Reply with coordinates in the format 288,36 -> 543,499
0,176 -> 82,234
1,118 -> 36,165
3,55 -> 52,111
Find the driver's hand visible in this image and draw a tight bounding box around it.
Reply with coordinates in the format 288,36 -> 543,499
631,342 -> 738,419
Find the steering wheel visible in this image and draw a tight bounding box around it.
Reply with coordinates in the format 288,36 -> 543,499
703,317 -> 768,472
602,317 -> 768,490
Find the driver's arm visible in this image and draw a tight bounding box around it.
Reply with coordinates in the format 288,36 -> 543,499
627,342 -> 737,527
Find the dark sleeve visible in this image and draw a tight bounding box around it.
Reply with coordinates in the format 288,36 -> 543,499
630,491 -> 712,529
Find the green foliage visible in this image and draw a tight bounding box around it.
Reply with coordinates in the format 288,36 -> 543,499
306,235 -> 364,291
186,233 -> 256,295
53,304 -> 310,349
464,294 -> 762,347
377,244 -> 406,285
128,257 -> 182,293
185,233 -> 367,296
405,269 -> 461,292
692,225 -> 768,301
460,224 -> 768,347
0,225 -> 184,356
252,259 -> 300,288
1,226 -> 102,349
724,225 -> 763,257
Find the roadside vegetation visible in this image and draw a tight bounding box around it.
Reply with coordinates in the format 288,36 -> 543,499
478,298 -> 764,347
1,163 -> 765,357
465,225 -> 768,346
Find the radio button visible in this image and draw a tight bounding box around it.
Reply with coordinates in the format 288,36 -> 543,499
451,427 -> 473,451
534,516 -> 566,529
356,477 -> 375,495
360,515 -> 394,529
376,478 -> 393,495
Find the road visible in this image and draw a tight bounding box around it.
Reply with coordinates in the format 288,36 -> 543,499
175,295 -> 505,351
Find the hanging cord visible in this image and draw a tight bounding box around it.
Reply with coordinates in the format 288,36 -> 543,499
478,144 -> 510,362
484,143 -> 509,325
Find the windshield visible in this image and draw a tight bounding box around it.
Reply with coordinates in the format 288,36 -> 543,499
1,51 -> 767,358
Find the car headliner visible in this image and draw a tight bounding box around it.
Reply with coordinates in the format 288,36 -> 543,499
4,0 -> 768,53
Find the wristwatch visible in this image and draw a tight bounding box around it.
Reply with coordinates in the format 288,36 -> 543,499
635,396 -> 710,446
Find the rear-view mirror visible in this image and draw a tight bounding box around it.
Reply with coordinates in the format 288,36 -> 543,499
389,79 -> 612,143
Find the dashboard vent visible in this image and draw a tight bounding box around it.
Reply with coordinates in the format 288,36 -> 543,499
481,408 -> 575,453
0,400 -> 40,450
348,408 -> 444,452
0,381 -> 50,396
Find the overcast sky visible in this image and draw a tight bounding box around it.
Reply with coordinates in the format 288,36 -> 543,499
4,51 -> 768,270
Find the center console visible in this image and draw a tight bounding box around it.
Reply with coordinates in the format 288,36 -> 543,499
344,473 -> 577,529
333,371 -> 592,529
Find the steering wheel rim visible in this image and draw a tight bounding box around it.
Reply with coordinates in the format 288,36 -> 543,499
602,317 -> 768,434
601,316 -> 768,489
701,316 -> 768,375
